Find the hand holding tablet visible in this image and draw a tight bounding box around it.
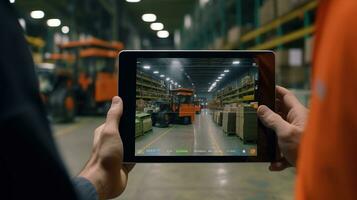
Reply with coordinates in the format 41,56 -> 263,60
118,50 -> 277,162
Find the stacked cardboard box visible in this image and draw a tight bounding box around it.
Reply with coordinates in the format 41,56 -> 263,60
275,48 -> 303,68
214,37 -> 224,49
223,111 -> 236,135
305,36 -> 314,64
213,111 -> 217,123
259,0 -> 276,25
277,0 -> 310,17
227,26 -> 241,46
136,99 -> 146,112
276,0 -> 292,16
135,119 -> 143,137
136,113 -> 152,133
217,111 -> 223,126
236,106 -> 258,144
281,67 -> 306,87
275,49 -> 305,86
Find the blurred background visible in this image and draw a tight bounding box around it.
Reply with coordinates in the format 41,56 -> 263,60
11,0 -> 316,199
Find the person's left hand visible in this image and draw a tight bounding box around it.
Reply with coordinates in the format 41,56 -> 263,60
79,96 -> 134,200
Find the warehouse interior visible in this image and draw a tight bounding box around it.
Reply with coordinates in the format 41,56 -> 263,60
11,0 -> 315,199
135,58 -> 258,156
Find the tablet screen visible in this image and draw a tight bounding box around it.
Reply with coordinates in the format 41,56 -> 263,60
135,57 -> 259,157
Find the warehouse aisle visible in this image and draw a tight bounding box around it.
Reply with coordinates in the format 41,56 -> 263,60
135,109 -> 255,156
54,117 -> 295,200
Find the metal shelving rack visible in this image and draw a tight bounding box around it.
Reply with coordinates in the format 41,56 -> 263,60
136,72 -> 168,100
181,0 -> 317,51
180,0 -> 316,99
239,0 -> 317,50
214,75 -> 257,106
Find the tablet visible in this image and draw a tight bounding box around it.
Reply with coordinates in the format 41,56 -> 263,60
118,50 -> 276,162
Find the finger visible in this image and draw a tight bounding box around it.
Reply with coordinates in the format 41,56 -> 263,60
257,105 -> 291,136
93,124 -> 105,145
276,86 -> 302,110
105,96 -> 123,129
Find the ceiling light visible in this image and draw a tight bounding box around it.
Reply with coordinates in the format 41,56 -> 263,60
126,0 -> 141,2
9,0 -> 15,3
218,77 -> 222,79
220,74 -> 225,77
143,65 -> 151,69
142,13 -> 156,22
18,18 -> 26,30
160,74 -> 165,77
179,85 -> 181,87
216,79 -> 220,82
47,19 -> 61,27
153,71 -> 159,74
157,30 -> 169,38
150,22 -> 164,31
233,60 -> 240,65
30,10 -> 45,19
166,78 -> 170,81
224,69 -> 230,73
61,26 -> 69,34
184,14 -> 192,29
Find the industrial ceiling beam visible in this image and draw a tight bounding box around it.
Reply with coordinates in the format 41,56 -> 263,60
98,0 -> 114,16
97,0 -> 123,41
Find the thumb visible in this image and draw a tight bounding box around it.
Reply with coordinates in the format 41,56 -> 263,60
257,105 -> 290,134
105,96 -> 123,129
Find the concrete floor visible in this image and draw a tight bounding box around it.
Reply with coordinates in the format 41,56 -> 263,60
136,109 -> 256,156
54,116 -> 296,200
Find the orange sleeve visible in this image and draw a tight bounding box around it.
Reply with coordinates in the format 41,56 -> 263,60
296,1 -> 357,200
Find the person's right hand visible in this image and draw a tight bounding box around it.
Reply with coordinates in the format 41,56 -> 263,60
257,86 -> 308,171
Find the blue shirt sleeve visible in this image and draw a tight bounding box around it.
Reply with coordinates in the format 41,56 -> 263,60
72,177 -> 99,200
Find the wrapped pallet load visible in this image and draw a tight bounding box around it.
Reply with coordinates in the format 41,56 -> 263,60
259,0 -> 276,25
223,110 -> 236,135
227,26 -> 241,47
213,111 -> 217,123
217,111 -> 223,126
135,119 -> 143,137
277,0 -> 310,17
305,36 -> 314,64
277,0 -> 292,16
275,48 -> 305,87
214,37 -> 224,49
136,113 -> 152,134
236,105 -> 258,144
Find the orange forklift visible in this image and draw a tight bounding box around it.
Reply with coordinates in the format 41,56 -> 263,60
41,38 -> 123,122
170,88 -> 196,124
194,100 -> 201,114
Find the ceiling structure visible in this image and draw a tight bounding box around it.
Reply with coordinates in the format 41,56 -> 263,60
13,0 -> 198,48
138,58 -> 257,96
15,0 -> 112,39
124,0 -> 197,37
